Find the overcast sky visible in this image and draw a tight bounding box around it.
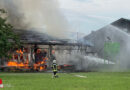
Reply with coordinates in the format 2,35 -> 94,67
58,0 -> 130,35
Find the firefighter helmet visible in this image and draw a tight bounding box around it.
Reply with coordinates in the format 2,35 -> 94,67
53,60 -> 56,63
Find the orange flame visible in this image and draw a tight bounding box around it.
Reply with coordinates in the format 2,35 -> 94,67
33,57 -> 48,71
7,61 -> 24,67
7,49 -> 48,71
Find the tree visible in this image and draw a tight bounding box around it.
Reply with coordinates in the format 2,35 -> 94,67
0,9 -> 20,60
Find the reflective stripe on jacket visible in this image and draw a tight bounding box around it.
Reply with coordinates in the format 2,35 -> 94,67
52,63 -> 58,72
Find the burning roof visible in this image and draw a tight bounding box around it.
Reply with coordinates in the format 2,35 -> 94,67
14,30 -> 92,46
14,30 -> 59,43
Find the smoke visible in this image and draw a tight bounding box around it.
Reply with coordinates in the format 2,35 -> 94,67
0,0 -> 69,38
54,48 -> 113,71
101,25 -> 130,71
85,24 -> 130,71
56,23 -> 130,71
0,0 -> 102,72
112,26 -> 130,71
0,0 -> 26,28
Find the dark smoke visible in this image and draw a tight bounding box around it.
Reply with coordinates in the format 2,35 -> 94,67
0,0 -> 28,29
0,0 -> 70,38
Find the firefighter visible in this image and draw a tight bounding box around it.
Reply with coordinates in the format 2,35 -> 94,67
52,60 -> 58,78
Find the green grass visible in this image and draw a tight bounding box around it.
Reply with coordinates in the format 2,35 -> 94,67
1,72 -> 130,90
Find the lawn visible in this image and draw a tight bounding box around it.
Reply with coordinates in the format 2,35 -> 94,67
0,72 -> 130,90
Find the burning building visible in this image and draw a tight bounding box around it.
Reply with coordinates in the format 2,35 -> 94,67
0,29 -> 93,72
0,0 -> 94,72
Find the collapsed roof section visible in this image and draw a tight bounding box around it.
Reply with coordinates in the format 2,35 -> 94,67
14,29 -> 58,42
14,29 -> 93,47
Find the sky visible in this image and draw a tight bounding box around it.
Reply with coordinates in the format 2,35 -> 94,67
58,0 -> 130,35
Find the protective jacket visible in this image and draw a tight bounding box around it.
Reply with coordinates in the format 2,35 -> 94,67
52,63 -> 58,72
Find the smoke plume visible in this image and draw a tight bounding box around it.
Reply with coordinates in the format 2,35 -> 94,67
0,0 -> 69,38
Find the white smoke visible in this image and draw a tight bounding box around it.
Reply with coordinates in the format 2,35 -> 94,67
54,49 -> 114,71
85,25 -> 130,71
0,0 -> 70,38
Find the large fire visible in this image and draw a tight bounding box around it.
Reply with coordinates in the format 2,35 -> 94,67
7,48 -> 48,71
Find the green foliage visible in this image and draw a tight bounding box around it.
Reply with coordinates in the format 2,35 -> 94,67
0,9 -> 20,58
